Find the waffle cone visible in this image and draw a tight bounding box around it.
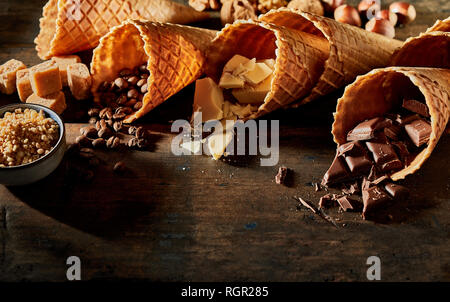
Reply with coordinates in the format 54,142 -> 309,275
259,8 -> 403,108
90,20 -> 216,123
205,20 -> 330,120
426,16 -> 450,33
332,67 -> 450,181
35,0 -> 210,60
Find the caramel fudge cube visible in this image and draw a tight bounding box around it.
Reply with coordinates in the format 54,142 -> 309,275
0,59 -> 26,94
16,69 -> 33,102
52,55 -> 81,86
26,91 -> 66,115
67,63 -> 92,100
30,60 -> 62,97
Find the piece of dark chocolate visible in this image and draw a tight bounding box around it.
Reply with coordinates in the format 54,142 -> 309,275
345,153 -> 372,174
337,141 -> 365,157
380,158 -> 403,173
347,118 -> 392,141
275,166 -> 288,185
402,99 -> 430,118
322,156 -> 350,186
341,181 -> 360,195
404,119 -> 432,147
395,113 -> 420,126
362,185 -> 391,218
384,125 -> 402,141
366,141 -> 399,165
384,183 -> 410,201
391,141 -> 410,162
337,196 -> 361,212
371,175 -> 389,185
319,194 -> 335,209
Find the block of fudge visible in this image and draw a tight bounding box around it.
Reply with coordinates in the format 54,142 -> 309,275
26,91 -> 66,115
16,69 -> 33,102
67,63 -> 92,100
29,60 -> 62,97
0,59 -> 26,94
52,55 -> 81,86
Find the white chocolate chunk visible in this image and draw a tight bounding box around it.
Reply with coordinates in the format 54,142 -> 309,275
242,62 -> 273,85
193,77 -> 224,122
223,55 -> 251,73
229,103 -> 258,119
232,74 -> 272,104
219,72 -> 245,89
207,119 -> 236,160
234,58 -> 256,76
258,59 -> 275,69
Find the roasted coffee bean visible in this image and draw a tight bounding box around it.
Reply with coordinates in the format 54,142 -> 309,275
113,121 -> 123,132
125,98 -> 137,107
116,94 -> 128,105
80,126 -> 98,139
136,79 -> 146,87
121,107 -> 133,115
88,108 -> 100,117
134,101 -> 143,111
137,138 -> 148,149
89,117 -> 98,125
119,68 -> 133,77
127,137 -> 138,148
114,77 -> 128,91
113,112 -> 126,120
99,107 -> 111,119
98,81 -> 113,92
75,135 -> 91,147
128,126 -> 137,136
141,73 -> 149,80
127,89 -> 139,99
140,83 -> 148,94
79,148 -> 95,158
98,127 -> 113,139
113,161 -> 127,174
138,64 -> 148,74
127,76 -> 139,86
106,136 -> 121,149
99,119 -> 108,130
135,126 -> 147,139
92,138 -> 106,148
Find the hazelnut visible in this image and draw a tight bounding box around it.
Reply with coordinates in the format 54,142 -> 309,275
322,0 -> 345,14
220,0 -> 256,26
365,18 -> 395,39
334,5 -> 362,27
375,9 -> 398,26
357,0 -> 380,21
389,2 -> 416,25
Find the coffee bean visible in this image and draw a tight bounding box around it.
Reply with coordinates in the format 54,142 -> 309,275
127,89 -> 139,99
125,98 -> 137,107
128,126 -> 137,136
75,135 -> 91,147
106,136 -> 121,149
138,64 -> 148,74
113,121 -> 123,132
135,126 -> 147,139
114,77 -> 128,91
113,112 -> 126,120
107,119 -> 114,127
88,108 -> 100,117
119,68 -> 133,77
127,137 -> 138,148
137,138 -> 148,149
116,94 -> 128,105
140,83 -> 148,94
79,148 -> 95,158
98,81 -> 113,92
127,76 -> 139,86
113,161 -> 127,174
80,126 -> 98,139
134,101 -> 143,111
99,108 -> 110,119
89,117 -> 98,125
98,127 -> 113,139
99,119 -> 108,130
141,73 -> 149,80
136,79 -> 146,87
92,138 -> 106,148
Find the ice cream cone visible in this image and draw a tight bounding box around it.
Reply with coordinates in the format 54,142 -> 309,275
35,0 -> 210,60
205,19 -> 331,120
426,16 -> 450,33
259,8 -> 403,107
90,20 -> 217,123
332,67 -> 450,181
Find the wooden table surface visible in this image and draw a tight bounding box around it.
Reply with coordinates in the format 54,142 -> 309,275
0,0 -> 449,282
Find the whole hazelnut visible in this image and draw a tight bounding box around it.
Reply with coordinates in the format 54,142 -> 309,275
334,5 -> 362,27
220,0 -> 256,26
322,0 -> 346,14
365,18 -> 395,39
389,2 -> 416,25
375,9 -> 398,26
357,0 -> 381,21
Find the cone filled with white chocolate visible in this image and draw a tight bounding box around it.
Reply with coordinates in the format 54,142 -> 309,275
90,20 -> 216,123
35,0 -> 210,60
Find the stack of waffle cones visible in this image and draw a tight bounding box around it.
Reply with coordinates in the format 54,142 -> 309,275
35,0 -> 210,60
90,20 -> 217,123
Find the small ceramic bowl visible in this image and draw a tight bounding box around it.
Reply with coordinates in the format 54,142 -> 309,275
0,103 -> 66,186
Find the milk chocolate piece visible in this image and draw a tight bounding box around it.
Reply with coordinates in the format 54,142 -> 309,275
347,118 -> 392,141
337,141 -> 365,157
0,59 -> 26,94
384,183 -> 409,201
366,141 -> 398,165
371,175 -> 389,185
337,196 -> 361,212
16,69 -> 33,102
322,156 -> 350,185
402,99 -> 430,118
344,153 -> 372,174
319,194 -> 335,209
380,158 -> 403,172
362,185 -> 391,218
405,119 -> 431,147
341,181 -> 360,195
275,166 -> 288,185
30,60 -> 62,97
26,91 -> 66,114
391,141 -> 410,162
384,125 -> 402,141
395,113 -> 420,126
51,55 -> 81,86
67,63 -> 92,100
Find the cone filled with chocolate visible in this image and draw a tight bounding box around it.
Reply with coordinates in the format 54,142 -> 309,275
90,20 -> 216,123
331,67 -> 450,183
35,0 -> 210,60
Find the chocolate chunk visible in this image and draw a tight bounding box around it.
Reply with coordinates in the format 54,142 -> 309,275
344,153 -> 372,174
402,99 -> 430,118
337,196 -> 361,212
394,113 -> 420,126
362,185 -> 391,218
367,165 -> 381,181
380,158 -> 403,173
275,166 -> 288,185
371,175 -> 389,185
337,141 -> 365,157
384,183 -> 409,201
314,183 -> 320,192
405,119 -> 431,147
391,141 -> 410,162
366,141 -> 398,165
347,118 -> 392,141
322,156 -> 350,185
319,194 -> 335,209
384,125 -> 402,141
